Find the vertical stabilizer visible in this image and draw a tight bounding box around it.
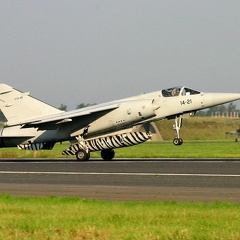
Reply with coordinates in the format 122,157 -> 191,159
0,84 -> 62,124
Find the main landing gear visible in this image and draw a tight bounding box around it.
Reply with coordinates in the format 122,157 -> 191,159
76,149 -> 90,161
173,115 -> 183,146
75,149 -> 115,161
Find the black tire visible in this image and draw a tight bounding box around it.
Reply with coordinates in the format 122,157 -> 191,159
173,138 -> 183,146
179,138 -> 183,145
76,150 -> 90,161
101,149 -> 115,160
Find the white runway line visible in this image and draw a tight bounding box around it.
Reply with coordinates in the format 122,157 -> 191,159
0,171 -> 240,177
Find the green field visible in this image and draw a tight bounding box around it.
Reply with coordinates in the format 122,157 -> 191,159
0,195 -> 240,240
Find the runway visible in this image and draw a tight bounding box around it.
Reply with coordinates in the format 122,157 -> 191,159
0,158 -> 240,202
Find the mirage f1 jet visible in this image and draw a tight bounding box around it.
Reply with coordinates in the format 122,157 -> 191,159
0,83 -> 240,160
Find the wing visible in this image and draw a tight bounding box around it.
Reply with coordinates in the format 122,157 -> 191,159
14,102 -> 119,129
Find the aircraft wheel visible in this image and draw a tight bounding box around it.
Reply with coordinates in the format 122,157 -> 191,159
76,150 -> 90,161
101,149 -> 115,160
173,138 -> 183,146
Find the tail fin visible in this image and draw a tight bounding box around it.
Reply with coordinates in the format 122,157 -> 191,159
0,84 -> 62,125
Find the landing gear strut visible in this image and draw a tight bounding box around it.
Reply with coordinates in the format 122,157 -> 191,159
173,115 -> 183,145
75,135 -> 91,161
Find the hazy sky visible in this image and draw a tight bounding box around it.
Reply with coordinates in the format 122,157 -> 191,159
1,1 -> 240,110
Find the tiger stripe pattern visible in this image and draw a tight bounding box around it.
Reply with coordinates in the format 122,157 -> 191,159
62,132 -> 151,156
18,142 -> 55,150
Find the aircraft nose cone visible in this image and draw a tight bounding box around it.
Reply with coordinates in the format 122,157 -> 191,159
204,93 -> 240,108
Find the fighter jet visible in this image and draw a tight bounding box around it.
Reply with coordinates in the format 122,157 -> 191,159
0,84 -> 240,160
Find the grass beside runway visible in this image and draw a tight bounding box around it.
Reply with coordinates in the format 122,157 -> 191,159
0,195 -> 240,240
114,140 -> 240,159
0,140 -> 240,159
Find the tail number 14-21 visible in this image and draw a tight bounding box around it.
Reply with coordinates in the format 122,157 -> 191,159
180,99 -> 192,105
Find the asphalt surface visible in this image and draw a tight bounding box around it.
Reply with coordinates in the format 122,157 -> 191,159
0,158 -> 240,202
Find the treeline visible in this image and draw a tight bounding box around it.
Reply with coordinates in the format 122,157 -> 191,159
196,103 -> 239,117
58,103 -> 96,111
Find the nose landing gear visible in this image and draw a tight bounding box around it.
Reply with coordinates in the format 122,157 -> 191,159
173,115 -> 183,145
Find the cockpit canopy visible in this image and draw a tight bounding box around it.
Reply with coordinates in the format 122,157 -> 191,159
161,87 -> 201,97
